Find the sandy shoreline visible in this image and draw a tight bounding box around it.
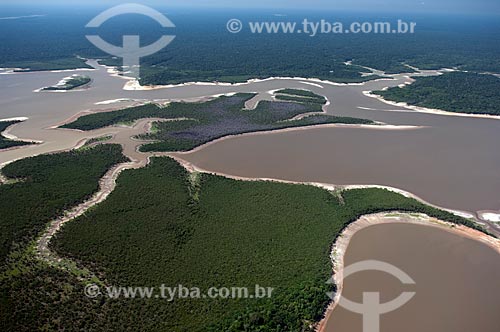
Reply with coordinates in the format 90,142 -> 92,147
33,118 -> 165,273
168,155 -> 482,223
478,211 -> 500,222
122,75 -> 395,91
169,150 -> 500,237
0,117 -> 29,122
315,212 -> 500,332
0,117 -> 43,148
363,91 -> 500,120
2,86 -> 496,234
168,155 -> 500,329
2,56 -> 387,87
169,123 -> 425,155
36,158 -> 147,274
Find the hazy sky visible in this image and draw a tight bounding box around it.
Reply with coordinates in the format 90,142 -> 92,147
4,0 -> 500,14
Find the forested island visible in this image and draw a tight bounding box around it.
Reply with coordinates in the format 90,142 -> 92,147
42,75 -> 91,91
62,92 -> 373,152
374,72 -> 500,115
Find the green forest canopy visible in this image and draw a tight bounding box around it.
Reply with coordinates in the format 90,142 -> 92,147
0,144 -> 127,263
375,72 -> 500,115
2,11 -> 500,84
45,157 -> 480,332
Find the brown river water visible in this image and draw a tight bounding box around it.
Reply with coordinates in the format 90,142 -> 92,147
325,222 -> 500,332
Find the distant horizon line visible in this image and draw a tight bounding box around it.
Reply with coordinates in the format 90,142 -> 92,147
0,3 -> 499,18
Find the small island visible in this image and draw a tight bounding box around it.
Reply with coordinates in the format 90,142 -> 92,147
41,75 -> 91,91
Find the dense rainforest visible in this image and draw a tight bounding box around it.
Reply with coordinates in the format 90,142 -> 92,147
43,157 -> 480,332
0,144 -> 127,263
0,144 -> 485,331
1,9 -> 500,84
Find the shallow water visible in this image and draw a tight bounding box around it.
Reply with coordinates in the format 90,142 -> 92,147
325,222 -> 500,332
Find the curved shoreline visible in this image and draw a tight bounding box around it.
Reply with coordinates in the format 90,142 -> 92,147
315,212 -> 500,332
123,75 -> 395,91
15,128 -> 498,317
33,144 -> 498,280
168,123 -> 424,155
168,152 -> 499,237
36,157 -> 149,274
33,119 -> 162,274
0,118 -> 42,152
168,155 -> 469,220
363,91 -> 500,120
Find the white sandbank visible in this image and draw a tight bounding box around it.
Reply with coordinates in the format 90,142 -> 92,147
363,91 -> 500,120
479,213 -> 500,223
122,75 -> 395,91
95,98 -> 137,105
0,117 -> 29,122
299,81 -> 324,88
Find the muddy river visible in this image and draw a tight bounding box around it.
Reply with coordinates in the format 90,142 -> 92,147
325,222 -> 500,332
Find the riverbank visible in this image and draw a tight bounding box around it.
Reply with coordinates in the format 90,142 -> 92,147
363,91 -> 500,120
315,212 -> 500,332
167,155 -> 496,235
123,75 -> 394,91
168,122 -> 424,155
0,118 -> 41,151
